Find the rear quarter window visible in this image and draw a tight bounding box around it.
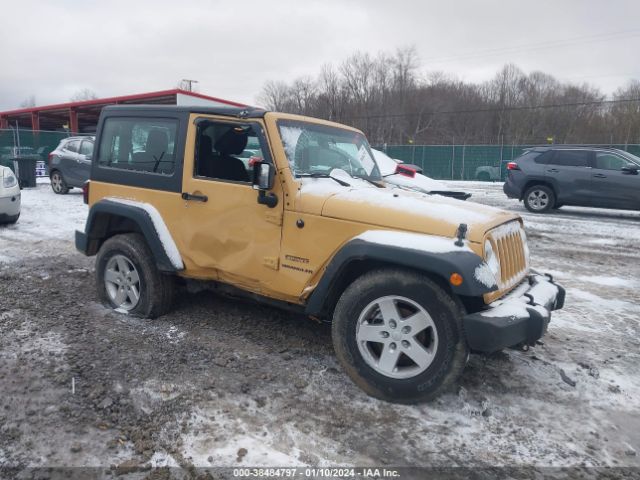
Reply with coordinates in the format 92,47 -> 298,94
548,150 -> 589,167
97,117 -> 178,175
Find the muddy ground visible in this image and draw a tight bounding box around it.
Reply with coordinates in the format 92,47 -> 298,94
0,182 -> 639,479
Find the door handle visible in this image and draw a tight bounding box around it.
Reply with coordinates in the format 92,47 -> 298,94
593,174 -> 607,179
547,168 -> 559,173
182,192 -> 208,202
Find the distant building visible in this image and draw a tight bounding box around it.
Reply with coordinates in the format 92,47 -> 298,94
0,89 -> 247,133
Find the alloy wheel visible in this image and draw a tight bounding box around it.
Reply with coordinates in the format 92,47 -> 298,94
104,254 -> 141,311
527,189 -> 549,210
51,173 -> 63,193
356,295 -> 439,379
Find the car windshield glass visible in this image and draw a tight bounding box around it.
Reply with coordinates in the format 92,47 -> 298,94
618,150 -> 640,166
278,120 -> 381,181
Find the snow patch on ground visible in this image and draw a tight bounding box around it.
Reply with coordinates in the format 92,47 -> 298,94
577,275 -> 638,288
0,184 -> 86,262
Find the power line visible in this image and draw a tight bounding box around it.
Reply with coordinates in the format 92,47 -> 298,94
422,28 -> 640,65
343,97 -> 640,121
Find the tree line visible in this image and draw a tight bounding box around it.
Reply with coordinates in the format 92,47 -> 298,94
257,47 -> 640,146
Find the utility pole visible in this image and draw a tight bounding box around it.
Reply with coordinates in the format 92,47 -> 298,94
180,79 -> 199,92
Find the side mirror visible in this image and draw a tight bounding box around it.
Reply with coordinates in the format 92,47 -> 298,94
621,165 -> 639,175
252,161 -> 275,190
252,161 -> 278,208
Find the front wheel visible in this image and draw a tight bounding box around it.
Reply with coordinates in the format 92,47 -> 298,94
96,233 -> 174,318
332,269 -> 468,403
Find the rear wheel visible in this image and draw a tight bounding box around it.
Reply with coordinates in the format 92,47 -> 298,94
523,185 -> 555,213
50,171 -> 69,194
332,269 -> 468,403
96,233 -> 174,318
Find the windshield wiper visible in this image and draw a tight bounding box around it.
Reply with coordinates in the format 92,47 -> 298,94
356,176 -> 384,188
296,172 -> 351,187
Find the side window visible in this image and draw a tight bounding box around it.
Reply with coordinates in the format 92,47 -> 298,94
97,117 -> 178,174
595,152 -> 632,170
66,140 -> 80,153
79,140 -> 93,156
534,151 -> 554,164
549,150 -> 589,167
194,121 -> 263,183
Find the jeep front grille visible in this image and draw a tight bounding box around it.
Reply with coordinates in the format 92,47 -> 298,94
486,221 -> 529,301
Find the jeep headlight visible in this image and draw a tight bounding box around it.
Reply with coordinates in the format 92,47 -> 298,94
3,171 -> 17,188
484,240 -> 501,284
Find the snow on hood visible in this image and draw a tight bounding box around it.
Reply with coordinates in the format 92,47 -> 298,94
355,230 -> 472,254
318,183 -> 515,241
385,172 -> 449,193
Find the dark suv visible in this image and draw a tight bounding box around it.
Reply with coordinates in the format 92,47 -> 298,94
504,146 -> 640,213
48,136 -> 94,194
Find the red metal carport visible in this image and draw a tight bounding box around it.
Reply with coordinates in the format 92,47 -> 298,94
0,89 -> 247,133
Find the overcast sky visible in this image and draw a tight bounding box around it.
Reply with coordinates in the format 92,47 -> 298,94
1,0 -> 639,111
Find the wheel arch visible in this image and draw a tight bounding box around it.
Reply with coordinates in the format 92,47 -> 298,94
521,179 -> 556,201
304,236 -> 496,319
76,198 -> 183,272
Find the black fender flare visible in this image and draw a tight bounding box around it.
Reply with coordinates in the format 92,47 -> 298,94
75,199 -> 183,272
304,237 -> 497,317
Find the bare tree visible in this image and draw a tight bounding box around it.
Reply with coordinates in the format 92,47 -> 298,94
257,48 -> 639,146
19,95 -> 36,108
70,88 -> 99,102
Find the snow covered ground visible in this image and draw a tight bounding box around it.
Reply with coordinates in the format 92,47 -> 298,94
1,180 -> 639,476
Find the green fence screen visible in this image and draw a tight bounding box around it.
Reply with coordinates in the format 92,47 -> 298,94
377,144 -> 640,181
3,129 -> 640,181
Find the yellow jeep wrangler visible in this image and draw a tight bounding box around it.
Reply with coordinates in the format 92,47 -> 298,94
76,105 -> 565,403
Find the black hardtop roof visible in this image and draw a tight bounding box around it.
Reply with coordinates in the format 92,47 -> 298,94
101,104 -> 267,119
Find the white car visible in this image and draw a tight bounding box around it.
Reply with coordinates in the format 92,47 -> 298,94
0,166 -> 21,224
372,149 -> 471,200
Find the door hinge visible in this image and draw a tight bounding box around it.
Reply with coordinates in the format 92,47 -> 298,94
264,210 -> 283,226
263,256 -> 279,270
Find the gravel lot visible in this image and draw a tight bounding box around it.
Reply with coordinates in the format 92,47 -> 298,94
1,181 -> 639,478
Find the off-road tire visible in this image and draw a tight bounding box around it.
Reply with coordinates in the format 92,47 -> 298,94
96,233 -> 174,318
332,269 -> 468,403
523,184 -> 555,213
50,171 -> 69,194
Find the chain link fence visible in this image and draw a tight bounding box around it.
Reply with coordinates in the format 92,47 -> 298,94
378,144 -> 640,181
0,129 -> 92,176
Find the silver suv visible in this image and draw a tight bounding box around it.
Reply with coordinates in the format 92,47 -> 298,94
48,136 -> 94,194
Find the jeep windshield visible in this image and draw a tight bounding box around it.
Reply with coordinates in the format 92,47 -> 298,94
278,120 -> 381,182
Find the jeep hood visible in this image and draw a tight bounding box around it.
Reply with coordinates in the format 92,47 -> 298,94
296,179 -> 518,243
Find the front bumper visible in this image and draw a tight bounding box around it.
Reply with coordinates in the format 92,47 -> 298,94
0,192 -> 21,218
463,272 -> 565,353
